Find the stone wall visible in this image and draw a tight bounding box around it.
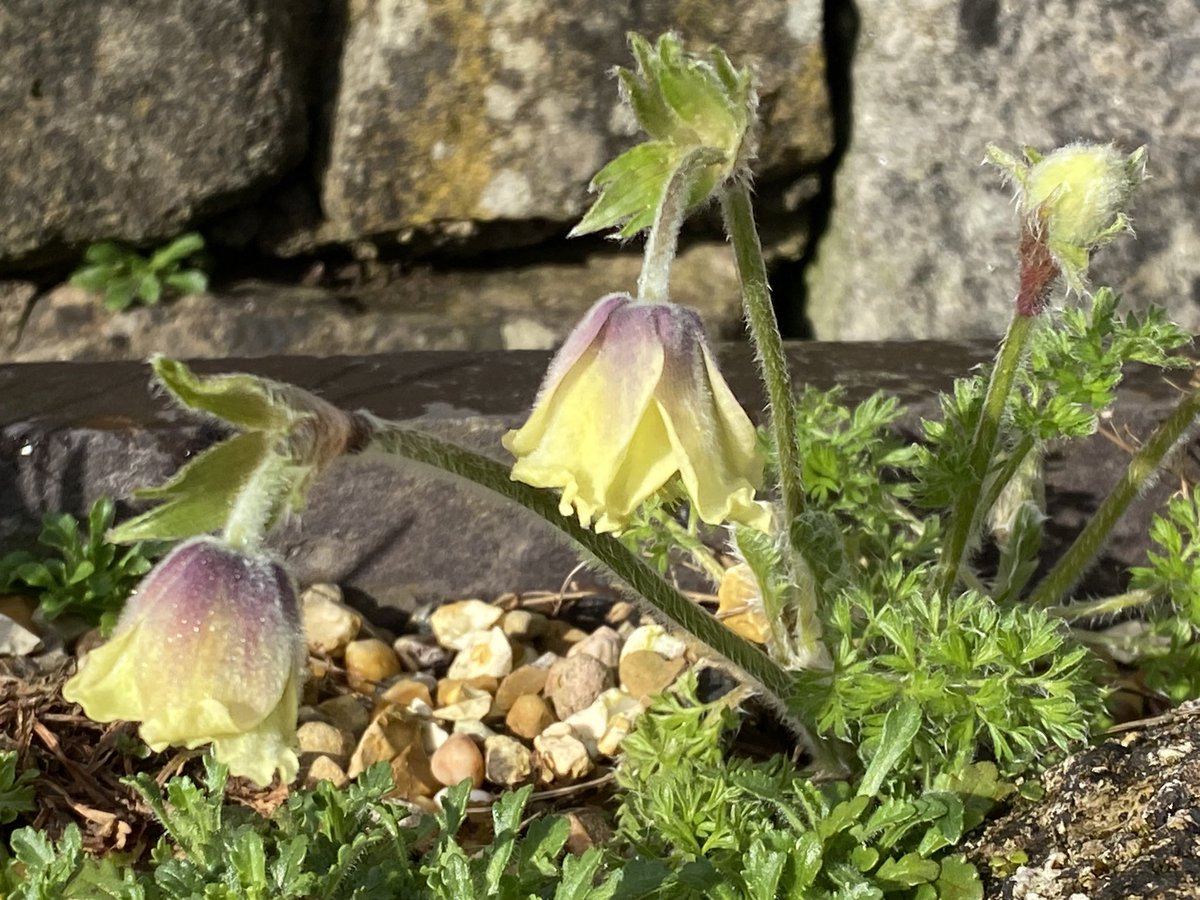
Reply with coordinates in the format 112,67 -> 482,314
1,0 -> 1197,356
807,0 -> 1200,340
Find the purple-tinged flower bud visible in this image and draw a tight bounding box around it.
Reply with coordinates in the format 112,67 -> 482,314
503,293 -> 770,533
63,537 -> 305,787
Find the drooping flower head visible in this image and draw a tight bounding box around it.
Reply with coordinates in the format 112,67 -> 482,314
63,537 -> 305,787
503,293 -> 771,534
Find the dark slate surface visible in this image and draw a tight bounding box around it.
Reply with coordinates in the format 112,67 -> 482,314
1,343 -> 1194,615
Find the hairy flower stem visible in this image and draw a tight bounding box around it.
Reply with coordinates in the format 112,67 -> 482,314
936,312 -> 1037,599
637,147 -> 723,304
356,416 -> 812,727
221,455 -> 286,552
1029,384 -> 1200,608
720,182 -> 829,668
1047,588 -> 1155,624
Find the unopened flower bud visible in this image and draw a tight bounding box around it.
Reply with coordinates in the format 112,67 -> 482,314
987,142 -> 1146,299
63,537 -> 305,787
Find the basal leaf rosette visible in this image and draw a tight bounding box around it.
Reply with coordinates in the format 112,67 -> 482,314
503,293 -> 771,534
63,537 -> 306,787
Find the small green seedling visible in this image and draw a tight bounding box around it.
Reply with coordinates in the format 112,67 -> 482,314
0,497 -> 164,634
69,232 -> 208,312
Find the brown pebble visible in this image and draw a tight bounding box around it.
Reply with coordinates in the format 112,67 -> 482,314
344,638 -> 402,688
604,601 -> 636,627
0,594 -> 38,632
430,733 -> 485,789
619,650 -> 687,703
564,808 -> 614,856
545,654 -> 614,720
393,634 -> 453,672
376,679 -> 434,716
303,755 -> 349,789
494,666 -> 550,715
296,721 -> 354,763
541,619 -> 589,656
484,735 -> 534,787
318,694 -> 371,735
506,694 -> 557,740
437,675 -> 500,707
567,626 -> 622,668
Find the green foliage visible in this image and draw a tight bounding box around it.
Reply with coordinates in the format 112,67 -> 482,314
616,674 -> 996,898
0,755 -> 631,898
0,752 -> 37,826
69,233 -> 208,312
1124,493 -> 1200,701
800,576 -> 1102,790
0,498 -> 165,634
793,388 -> 938,584
1013,288 -> 1191,441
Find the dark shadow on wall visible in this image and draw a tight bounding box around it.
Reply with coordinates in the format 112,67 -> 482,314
770,0 -> 860,339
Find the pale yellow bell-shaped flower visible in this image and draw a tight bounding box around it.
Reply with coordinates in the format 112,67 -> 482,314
503,293 -> 771,534
63,537 -> 305,787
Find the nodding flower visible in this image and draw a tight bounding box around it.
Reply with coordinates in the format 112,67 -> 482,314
63,537 -> 306,787
503,293 -> 771,534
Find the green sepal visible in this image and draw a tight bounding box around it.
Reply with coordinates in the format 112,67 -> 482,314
569,141 -> 675,238
108,431 -> 271,543
152,355 -> 295,432
571,32 -> 753,240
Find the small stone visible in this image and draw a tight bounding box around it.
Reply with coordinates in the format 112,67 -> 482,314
541,619 -> 589,656
506,694 -> 557,740
433,786 -> 493,809
430,733 -> 485,789
73,627 -> 104,658
534,727 -> 593,782
716,563 -> 771,644
318,694 -> 371,735
567,626 -> 622,669
302,584 -> 362,656
0,594 -> 38,632
437,676 -> 500,706
377,679 -> 434,713
545,654 -> 614,720
431,600 -> 504,650
564,688 -> 642,758
604,601 -> 636,627
434,686 -> 493,722
393,634 -> 453,672
345,638 -> 402,687
484,735 -> 533,787
389,744 -> 441,800
348,709 -> 424,778
531,651 -> 560,669
0,614 -> 41,657
510,642 -> 539,669
564,808 -> 613,856
452,719 -> 495,741
297,705 -> 325,724
447,628 -> 513,680
597,712 -> 638,757
422,719 -> 450,753
620,624 -> 687,662
620,650 -> 688,703
303,754 -> 349,789
296,721 -> 354,764
494,665 -> 550,715
500,609 -> 547,641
